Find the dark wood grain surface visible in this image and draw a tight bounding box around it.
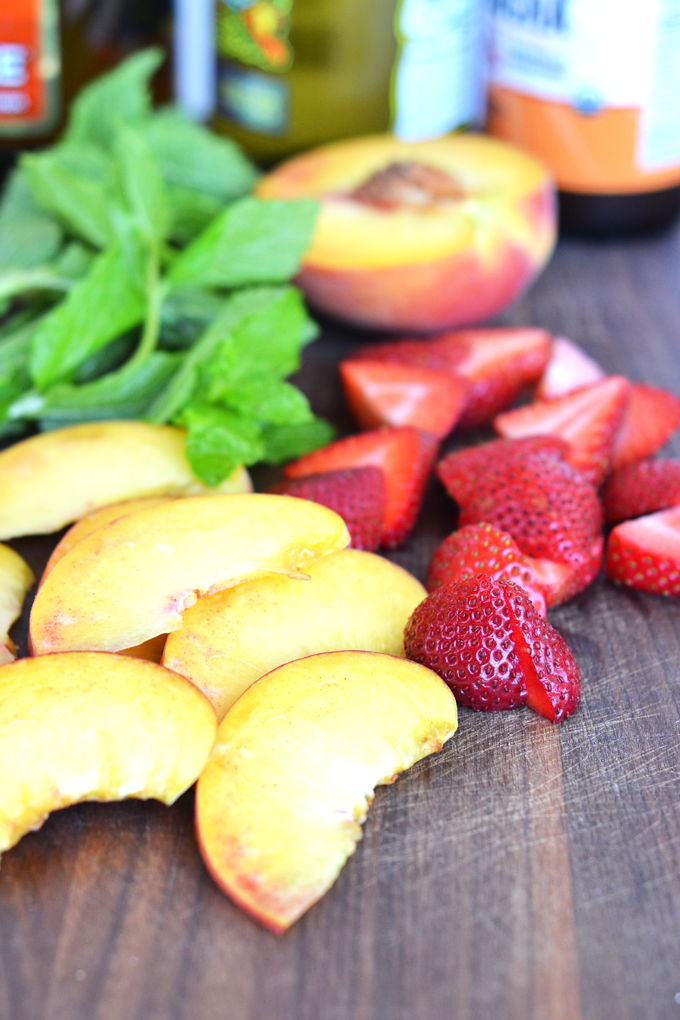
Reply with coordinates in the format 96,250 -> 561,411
3,224 -> 680,1020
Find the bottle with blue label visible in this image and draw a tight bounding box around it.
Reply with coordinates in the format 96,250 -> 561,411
213,0 -> 486,162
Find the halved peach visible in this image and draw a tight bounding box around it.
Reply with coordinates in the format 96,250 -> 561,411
0,652 -> 216,857
257,134 -> 556,332
196,650 -> 457,932
0,545 -> 35,664
0,421 -> 252,540
29,494 -> 350,655
163,549 -> 426,720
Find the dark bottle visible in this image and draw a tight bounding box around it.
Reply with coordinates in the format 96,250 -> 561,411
0,0 -> 172,152
486,1 -> 680,238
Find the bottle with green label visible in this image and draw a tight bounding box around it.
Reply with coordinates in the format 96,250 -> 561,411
213,0 -> 486,162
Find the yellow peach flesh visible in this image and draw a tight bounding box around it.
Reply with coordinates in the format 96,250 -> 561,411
257,134 -> 555,272
163,549 -> 427,719
29,494 -> 350,655
0,544 -> 35,661
196,650 -> 457,933
0,652 -> 217,857
0,421 -> 252,540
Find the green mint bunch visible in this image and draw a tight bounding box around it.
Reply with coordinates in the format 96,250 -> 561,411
0,49 -> 332,483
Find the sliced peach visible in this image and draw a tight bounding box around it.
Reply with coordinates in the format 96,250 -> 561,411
196,650 -> 457,932
163,549 -> 426,720
0,545 -> 35,664
29,494 -> 350,655
257,134 -> 556,332
42,496 -> 175,581
0,421 -> 252,540
0,652 -> 216,857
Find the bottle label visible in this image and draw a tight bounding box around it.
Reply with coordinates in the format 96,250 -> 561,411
392,0 -> 485,141
216,0 -> 292,135
0,0 -> 61,138
487,0 -> 680,193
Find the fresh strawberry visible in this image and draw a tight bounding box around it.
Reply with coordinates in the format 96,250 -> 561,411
269,467 -> 386,552
494,376 -> 631,485
606,506 -> 680,595
284,426 -> 438,549
350,327 -> 552,428
339,359 -> 469,438
603,458 -> 680,524
610,383 -> 680,470
437,438 -> 602,571
536,336 -> 605,400
426,522 -> 546,616
436,436 -> 570,506
404,574 -> 581,722
526,537 -> 603,606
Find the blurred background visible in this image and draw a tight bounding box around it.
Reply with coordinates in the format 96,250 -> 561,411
2,0 -> 680,235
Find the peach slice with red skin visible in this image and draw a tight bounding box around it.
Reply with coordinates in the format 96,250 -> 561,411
0,652 -> 217,858
29,494 -> 350,655
195,650 -> 457,933
257,133 -> 556,332
163,548 -> 427,720
0,421 -> 251,540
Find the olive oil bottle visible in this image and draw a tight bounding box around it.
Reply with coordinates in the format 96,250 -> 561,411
213,0 -> 486,162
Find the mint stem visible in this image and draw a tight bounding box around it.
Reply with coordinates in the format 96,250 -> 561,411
128,250 -> 167,368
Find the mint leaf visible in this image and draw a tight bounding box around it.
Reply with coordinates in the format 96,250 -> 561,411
226,286 -> 312,380
21,145 -> 121,249
167,185 -> 223,245
147,286 -> 292,423
65,48 -> 163,149
114,124 -> 170,245
168,197 -> 318,290
29,242 -> 146,390
179,402 -> 265,485
261,418 -> 336,465
0,169 -> 63,270
142,108 -> 258,201
215,377 -> 313,426
159,288 -> 226,349
33,351 -> 182,429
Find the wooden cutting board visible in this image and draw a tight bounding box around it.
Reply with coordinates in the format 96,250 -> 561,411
2,227 -> 680,1020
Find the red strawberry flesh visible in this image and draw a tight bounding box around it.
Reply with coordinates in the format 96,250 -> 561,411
350,327 -> 552,428
603,458 -> 680,524
284,426 -> 438,549
269,467 -> 386,552
494,375 -> 631,485
426,522 -> 546,616
339,359 -> 469,438
404,574 -> 580,722
611,383 -> 680,470
536,336 -> 604,400
606,506 -> 680,595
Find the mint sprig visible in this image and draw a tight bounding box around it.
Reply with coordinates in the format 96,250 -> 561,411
0,49 -> 331,483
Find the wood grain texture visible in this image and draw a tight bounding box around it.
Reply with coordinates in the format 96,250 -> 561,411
3,223 -> 680,1020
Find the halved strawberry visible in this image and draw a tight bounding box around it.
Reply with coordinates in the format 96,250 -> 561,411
284,426 -> 438,549
603,458 -> 680,524
526,537 -> 603,606
536,336 -> 605,400
404,573 -> 581,722
269,467 -> 386,552
350,327 -> 552,428
426,522 -> 546,616
339,359 -> 469,438
436,435 -> 570,506
606,506 -> 680,595
494,376 -> 631,485
610,384 -> 680,470
448,327 -> 553,428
